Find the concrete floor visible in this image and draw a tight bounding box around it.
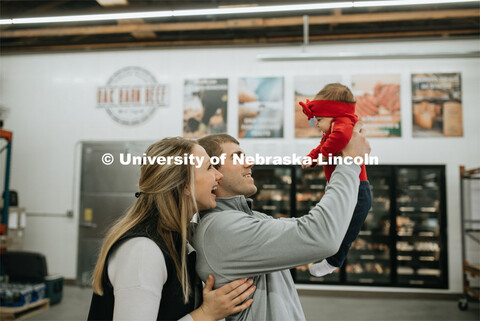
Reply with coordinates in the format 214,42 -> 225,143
26,285 -> 479,321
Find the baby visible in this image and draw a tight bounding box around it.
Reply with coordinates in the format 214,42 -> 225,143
300,83 -> 372,276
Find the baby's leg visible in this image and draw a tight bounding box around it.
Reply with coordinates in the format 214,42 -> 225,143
310,181 -> 372,277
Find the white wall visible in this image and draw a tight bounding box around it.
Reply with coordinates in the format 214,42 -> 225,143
1,38 -> 479,293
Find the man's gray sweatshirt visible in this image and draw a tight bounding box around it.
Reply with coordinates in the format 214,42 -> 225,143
192,164 -> 361,321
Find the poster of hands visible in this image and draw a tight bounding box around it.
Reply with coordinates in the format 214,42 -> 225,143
352,74 -> 401,137
294,75 -> 342,138
412,73 -> 463,137
183,78 -> 228,138
238,77 -> 284,138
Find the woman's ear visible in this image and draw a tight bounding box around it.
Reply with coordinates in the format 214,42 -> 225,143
185,184 -> 191,196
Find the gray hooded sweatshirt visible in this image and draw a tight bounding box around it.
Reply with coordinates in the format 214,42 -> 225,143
192,164 -> 361,321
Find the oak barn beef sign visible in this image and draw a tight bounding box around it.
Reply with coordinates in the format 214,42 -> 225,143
97,66 -> 169,125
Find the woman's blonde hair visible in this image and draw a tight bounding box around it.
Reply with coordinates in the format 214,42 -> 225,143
92,137 -> 198,303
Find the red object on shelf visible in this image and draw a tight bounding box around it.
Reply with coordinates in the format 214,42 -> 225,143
0,129 -> 12,142
0,224 -> 6,253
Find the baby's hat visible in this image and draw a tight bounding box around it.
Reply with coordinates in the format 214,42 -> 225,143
300,99 -> 355,120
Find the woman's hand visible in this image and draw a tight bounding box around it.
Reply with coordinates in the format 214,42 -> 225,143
190,275 -> 255,321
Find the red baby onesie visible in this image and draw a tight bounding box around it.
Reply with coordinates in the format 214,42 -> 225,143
301,99 -> 368,182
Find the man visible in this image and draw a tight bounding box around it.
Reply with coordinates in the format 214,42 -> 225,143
193,125 -> 370,321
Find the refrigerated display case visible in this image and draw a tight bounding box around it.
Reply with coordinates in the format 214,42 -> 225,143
345,165 -> 393,285
251,166 -> 294,219
293,167 -> 340,283
394,166 -> 448,288
250,164 -> 448,289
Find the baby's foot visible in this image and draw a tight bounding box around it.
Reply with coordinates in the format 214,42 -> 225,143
309,259 -> 338,277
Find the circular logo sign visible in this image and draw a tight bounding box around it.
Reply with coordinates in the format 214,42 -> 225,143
97,66 -> 168,126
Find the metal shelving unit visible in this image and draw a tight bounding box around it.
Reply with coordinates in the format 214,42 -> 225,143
458,166 -> 480,311
0,129 -> 13,250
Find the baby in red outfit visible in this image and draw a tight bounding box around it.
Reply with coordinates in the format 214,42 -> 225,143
299,83 -> 372,277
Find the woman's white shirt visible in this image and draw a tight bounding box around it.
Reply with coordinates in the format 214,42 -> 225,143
108,237 -> 193,321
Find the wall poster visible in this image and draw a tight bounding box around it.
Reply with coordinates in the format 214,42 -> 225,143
412,73 -> 462,137
352,74 -> 401,137
294,75 -> 343,138
238,77 -> 284,138
183,78 -> 228,138
97,66 -> 169,126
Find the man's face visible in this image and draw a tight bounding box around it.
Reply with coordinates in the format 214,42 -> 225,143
215,142 -> 257,198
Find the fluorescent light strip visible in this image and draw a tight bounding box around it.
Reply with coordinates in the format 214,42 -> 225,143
257,51 -> 480,60
0,11 -> 174,25
173,3 -> 353,17
0,0 -> 478,25
353,0 -> 478,7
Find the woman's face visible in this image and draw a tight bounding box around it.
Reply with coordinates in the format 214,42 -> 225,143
191,144 -> 223,211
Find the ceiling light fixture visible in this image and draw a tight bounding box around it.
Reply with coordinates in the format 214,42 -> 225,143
96,0 -> 129,7
0,0 -> 478,25
257,51 -> 480,60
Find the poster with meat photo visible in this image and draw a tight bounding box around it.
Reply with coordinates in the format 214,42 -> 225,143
294,75 -> 342,138
238,77 -> 283,138
183,78 -> 228,138
412,73 -> 462,137
352,74 -> 401,137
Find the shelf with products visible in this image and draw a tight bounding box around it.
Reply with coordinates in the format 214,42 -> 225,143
357,230 -> 389,237
294,167 -> 327,218
348,255 -> 391,264
250,164 -> 447,289
397,235 -> 441,242
347,245 -> 390,261
350,236 -> 389,253
398,275 -> 443,287
345,263 -> 391,284
397,266 -> 443,277
397,229 -> 441,239
397,260 -> 442,272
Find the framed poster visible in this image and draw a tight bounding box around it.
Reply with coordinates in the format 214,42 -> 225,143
412,73 -> 462,137
97,66 -> 169,126
352,74 -> 401,137
294,75 -> 343,138
238,77 -> 283,138
183,78 -> 228,138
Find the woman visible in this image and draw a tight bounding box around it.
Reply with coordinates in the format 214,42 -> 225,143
88,137 -> 255,321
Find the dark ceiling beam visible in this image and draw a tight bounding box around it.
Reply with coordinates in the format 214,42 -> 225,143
24,1 -> 70,15
118,19 -> 158,40
1,9 -> 478,38
96,0 -> 156,40
2,29 -> 477,53
96,0 -> 129,7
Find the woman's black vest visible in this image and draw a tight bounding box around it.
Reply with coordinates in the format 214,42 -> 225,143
87,216 -> 201,320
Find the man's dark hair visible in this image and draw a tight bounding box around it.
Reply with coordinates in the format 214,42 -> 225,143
198,134 -> 239,168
